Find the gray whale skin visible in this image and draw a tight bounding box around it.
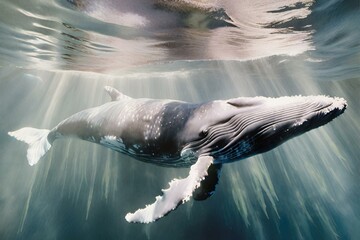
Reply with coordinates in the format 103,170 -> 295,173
8,86 -> 347,223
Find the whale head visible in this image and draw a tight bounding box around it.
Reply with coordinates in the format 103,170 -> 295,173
181,95 -> 347,163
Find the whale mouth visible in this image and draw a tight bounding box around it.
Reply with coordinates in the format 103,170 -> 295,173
240,96 -> 347,158
184,95 -> 347,162
233,96 -> 347,159
314,96 -> 347,117
282,96 -> 347,134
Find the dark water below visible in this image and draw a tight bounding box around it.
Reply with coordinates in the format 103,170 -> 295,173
0,0 -> 359,239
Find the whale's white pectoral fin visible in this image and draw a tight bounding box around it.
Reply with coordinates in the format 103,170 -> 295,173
104,86 -> 132,101
125,155 -> 214,223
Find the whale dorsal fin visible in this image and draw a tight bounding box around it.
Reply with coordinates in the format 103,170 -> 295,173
125,155 -> 214,223
104,86 -> 132,101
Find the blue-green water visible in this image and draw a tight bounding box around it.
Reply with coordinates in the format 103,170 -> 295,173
0,0 -> 359,239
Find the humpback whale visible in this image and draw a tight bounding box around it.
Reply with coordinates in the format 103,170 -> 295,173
8,86 -> 347,223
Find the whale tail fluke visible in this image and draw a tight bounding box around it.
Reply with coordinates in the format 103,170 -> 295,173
8,127 -> 51,166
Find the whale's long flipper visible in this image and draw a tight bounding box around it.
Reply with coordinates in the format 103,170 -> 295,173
125,155 -> 214,223
104,86 -> 132,101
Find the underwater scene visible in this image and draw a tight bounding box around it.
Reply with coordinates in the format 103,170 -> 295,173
0,0 -> 359,239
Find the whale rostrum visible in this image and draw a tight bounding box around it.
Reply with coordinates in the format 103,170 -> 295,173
8,86 -> 347,223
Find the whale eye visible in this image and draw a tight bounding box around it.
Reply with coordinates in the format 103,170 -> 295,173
199,129 -> 208,138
